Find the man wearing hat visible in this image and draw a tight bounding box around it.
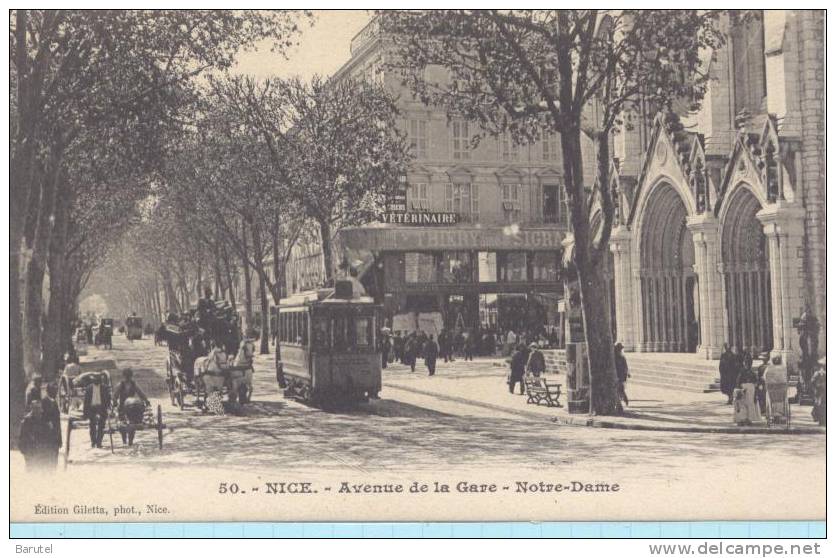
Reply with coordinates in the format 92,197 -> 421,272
614,342 -> 630,407
83,373 -> 111,448
25,375 -> 44,409
526,342 -> 546,378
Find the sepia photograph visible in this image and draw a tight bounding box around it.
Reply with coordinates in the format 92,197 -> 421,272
8,5 -> 827,539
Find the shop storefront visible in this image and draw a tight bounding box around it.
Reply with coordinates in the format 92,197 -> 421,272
337,225 -> 565,337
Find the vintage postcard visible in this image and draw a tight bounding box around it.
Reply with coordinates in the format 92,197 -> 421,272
9,7 -> 826,529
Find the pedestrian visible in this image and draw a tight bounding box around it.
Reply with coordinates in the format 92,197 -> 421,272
26,375 -> 44,409
393,331 -> 404,363
734,362 -> 762,426
754,352 -> 769,415
811,360 -> 826,426
403,331 -> 418,372
18,400 -> 59,471
112,369 -> 149,446
505,329 -> 517,356
509,344 -> 527,395
719,343 -> 737,405
614,342 -> 630,407
423,334 -> 439,376
82,373 -> 110,449
438,328 -> 450,363
40,383 -> 62,469
463,330 -> 475,361
526,343 -> 546,377
741,346 -> 754,374
380,330 -> 391,369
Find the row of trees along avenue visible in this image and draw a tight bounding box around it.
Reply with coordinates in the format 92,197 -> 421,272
90,64 -> 409,383
9,9 -> 313,441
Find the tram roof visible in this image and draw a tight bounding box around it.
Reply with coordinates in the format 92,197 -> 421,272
280,289 -> 376,309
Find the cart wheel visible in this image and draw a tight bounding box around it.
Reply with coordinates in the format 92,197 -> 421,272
58,380 -> 70,414
167,369 -> 176,407
156,405 -> 164,449
176,378 -> 185,410
64,418 -> 74,470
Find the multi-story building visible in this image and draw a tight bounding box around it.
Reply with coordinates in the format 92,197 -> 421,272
294,17 -> 596,337
289,11 -> 825,371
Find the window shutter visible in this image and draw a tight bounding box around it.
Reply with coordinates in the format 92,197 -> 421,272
471,184 -> 479,222
445,183 -> 453,211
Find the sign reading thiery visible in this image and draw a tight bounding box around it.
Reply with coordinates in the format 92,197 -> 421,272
339,226 -> 564,251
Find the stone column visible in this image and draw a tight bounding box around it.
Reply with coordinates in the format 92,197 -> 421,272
757,203 -> 807,371
687,214 -> 724,359
609,226 -> 637,351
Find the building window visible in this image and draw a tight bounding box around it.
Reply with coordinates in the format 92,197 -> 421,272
499,252 -> 528,282
408,182 -> 429,210
501,183 -> 522,223
478,252 -> 497,283
543,182 -> 568,226
532,252 -> 560,282
404,252 -> 438,283
451,121 -> 471,160
446,182 -> 479,222
501,132 -> 520,162
441,251 -> 474,283
407,119 -> 428,159
542,132 -> 560,162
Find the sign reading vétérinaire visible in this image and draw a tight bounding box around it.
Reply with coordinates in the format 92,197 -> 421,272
378,212 -> 458,225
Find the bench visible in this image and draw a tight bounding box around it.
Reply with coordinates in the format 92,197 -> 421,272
524,376 -> 563,408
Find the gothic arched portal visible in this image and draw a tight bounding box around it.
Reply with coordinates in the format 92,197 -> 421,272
721,187 -> 773,353
638,182 -> 698,352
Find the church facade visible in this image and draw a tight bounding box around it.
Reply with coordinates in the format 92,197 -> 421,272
607,11 -> 825,370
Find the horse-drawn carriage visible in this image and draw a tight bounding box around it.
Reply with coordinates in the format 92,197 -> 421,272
161,299 -> 253,414
125,316 -> 143,341
94,318 -> 113,349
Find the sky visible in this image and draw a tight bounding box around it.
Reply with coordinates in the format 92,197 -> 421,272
231,10 -> 373,81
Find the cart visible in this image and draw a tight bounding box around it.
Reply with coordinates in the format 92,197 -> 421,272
764,363 -> 791,430
63,404 -> 166,468
94,319 -> 114,349
57,360 -> 116,415
126,316 -> 143,341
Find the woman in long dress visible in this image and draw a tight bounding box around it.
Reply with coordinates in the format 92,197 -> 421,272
734,365 -> 762,425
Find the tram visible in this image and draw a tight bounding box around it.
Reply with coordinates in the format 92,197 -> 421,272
278,280 -> 382,406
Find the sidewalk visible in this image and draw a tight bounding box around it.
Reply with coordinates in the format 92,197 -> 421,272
383,359 -> 825,434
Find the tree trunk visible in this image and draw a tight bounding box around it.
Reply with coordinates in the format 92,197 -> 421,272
222,243 -> 236,310
318,218 -> 334,282
41,186 -> 70,381
270,225 -> 284,371
23,159 -> 60,375
240,222 -> 254,333
560,124 -> 620,416
257,272 -> 270,355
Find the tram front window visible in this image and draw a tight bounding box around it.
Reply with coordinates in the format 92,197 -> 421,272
355,317 -> 372,347
333,315 -> 349,350
312,316 -> 329,348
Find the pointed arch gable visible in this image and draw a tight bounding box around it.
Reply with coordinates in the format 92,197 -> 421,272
626,114 -> 697,228
714,132 -> 769,216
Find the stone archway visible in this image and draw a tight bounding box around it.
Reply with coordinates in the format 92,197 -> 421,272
638,182 -> 697,352
721,188 -> 773,353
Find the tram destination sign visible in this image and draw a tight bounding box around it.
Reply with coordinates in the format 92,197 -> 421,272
378,212 -> 459,225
